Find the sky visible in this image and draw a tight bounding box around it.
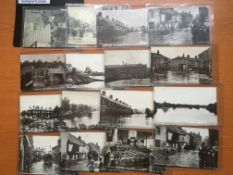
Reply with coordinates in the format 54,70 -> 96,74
104,50 -> 150,67
21,54 -> 65,63
66,53 -> 104,72
182,127 -> 209,140
20,95 -> 61,111
151,47 -> 210,59
62,91 -> 100,107
68,6 -> 96,25
100,8 -> 147,28
103,90 -> 153,110
33,136 -> 59,152
154,87 -> 216,105
70,132 -> 106,149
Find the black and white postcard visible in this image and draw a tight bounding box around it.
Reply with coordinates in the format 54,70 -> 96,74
61,91 -> 101,131
20,54 -> 66,91
97,7 -> 148,47
22,8 -> 67,48
151,46 -> 212,84
65,54 -> 105,90
153,126 -> 218,169
100,90 -> 154,129
18,135 -> 60,174
105,50 -> 151,87
60,131 -> 117,172
66,5 -> 97,47
154,87 -> 217,126
105,128 -> 154,172
148,6 -> 211,45
20,94 -> 61,133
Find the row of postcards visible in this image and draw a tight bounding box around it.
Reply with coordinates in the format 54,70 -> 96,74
20,88 -> 218,133
20,46 -> 213,92
21,4 -> 213,48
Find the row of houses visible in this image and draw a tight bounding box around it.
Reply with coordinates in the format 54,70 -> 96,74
151,48 -> 211,74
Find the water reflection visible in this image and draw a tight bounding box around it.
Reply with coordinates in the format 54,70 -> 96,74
100,114 -> 154,128
30,161 -> 59,174
152,71 -> 211,84
106,78 -> 151,88
154,108 -> 217,126
67,76 -> 105,89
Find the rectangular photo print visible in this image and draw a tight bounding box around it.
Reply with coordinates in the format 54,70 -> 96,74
105,128 -> 154,172
154,87 -> 217,126
97,7 -> 148,47
66,5 -> 97,47
100,90 -> 154,129
20,54 -> 66,91
20,94 -> 61,133
60,91 -> 101,131
148,6 -> 211,45
151,46 -> 212,84
152,126 -> 218,169
22,8 -> 67,48
65,54 -> 105,90
60,131 -> 118,172
18,135 -> 60,174
105,50 -> 151,87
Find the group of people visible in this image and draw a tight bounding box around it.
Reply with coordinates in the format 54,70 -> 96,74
199,143 -> 218,168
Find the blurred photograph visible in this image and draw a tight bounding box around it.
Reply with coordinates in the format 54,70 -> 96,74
148,6 -> 211,45
18,135 -> 60,174
20,94 -> 61,133
105,50 -> 151,87
154,87 -> 217,126
151,46 -> 212,84
97,7 -> 148,47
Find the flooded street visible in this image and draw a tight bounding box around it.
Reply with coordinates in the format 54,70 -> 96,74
154,108 -> 217,126
153,150 -> 199,168
150,28 -> 193,45
100,113 -> 154,128
30,161 -> 59,174
67,76 -> 104,89
102,31 -> 148,46
152,71 -> 211,84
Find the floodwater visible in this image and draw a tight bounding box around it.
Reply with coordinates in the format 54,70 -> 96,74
149,28 -> 193,45
152,71 -> 211,84
154,108 -> 217,126
67,76 -> 105,89
106,78 -> 151,88
100,113 -> 154,129
63,111 -> 100,129
102,31 -> 148,46
30,161 -> 59,174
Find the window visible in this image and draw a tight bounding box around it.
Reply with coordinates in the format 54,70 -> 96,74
156,127 -> 161,135
155,139 -> 161,147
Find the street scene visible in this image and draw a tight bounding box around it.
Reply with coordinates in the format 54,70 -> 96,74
65,54 -> 105,90
97,7 -> 148,47
100,90 -> 154,129
20,54 -> 66,91
104,50 -> 151,87
67,6 -> 96,46
151,47 -> 212,84
61,91 -> 101,130
154,87 -> 217,126
18,135 -> 60,174
23,8 -> 67,47
152,126 -> 218,169
148,6 -> 210,45
20,94 -> 61,133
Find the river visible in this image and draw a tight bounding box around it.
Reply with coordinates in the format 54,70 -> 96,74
100,113 -> 154,129
154,108 -> 217,126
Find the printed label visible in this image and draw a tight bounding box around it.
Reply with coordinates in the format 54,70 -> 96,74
18,0 -> 50,4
